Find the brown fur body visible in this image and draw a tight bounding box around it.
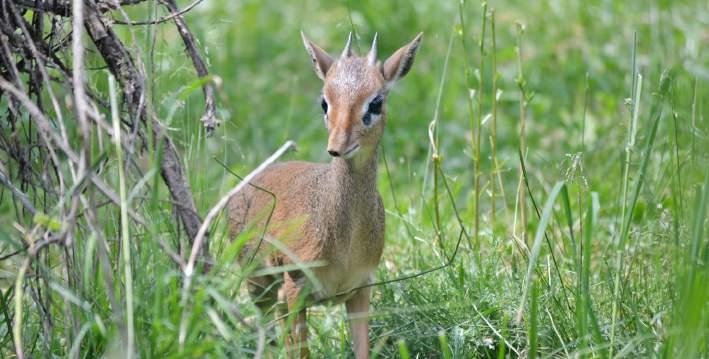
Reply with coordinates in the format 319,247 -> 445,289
228,155 -> 384,306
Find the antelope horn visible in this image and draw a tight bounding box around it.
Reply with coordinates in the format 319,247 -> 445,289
341,32 -> 353,58
367,32 -> 378,65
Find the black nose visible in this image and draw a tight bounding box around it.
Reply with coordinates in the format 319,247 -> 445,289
328,150 -> 340,157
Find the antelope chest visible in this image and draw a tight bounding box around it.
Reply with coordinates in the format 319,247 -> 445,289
316,211 -> 384,301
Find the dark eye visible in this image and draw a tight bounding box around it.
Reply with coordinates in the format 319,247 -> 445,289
321,98 -> 328,114
367,95 -> 384,115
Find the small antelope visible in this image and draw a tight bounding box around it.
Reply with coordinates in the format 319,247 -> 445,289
228,31 -> 422,358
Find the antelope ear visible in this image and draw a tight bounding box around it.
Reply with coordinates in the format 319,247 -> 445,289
301,31 -> 335,81
382,32 -> 423,84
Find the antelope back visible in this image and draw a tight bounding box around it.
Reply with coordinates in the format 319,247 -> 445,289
301,32 -> 423,159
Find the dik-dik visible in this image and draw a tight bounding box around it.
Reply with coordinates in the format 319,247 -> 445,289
228,31 -> 422,358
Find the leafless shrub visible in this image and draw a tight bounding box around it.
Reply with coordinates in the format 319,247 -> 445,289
0,0 -> 217,356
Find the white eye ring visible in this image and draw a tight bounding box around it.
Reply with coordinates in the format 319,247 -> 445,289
361,93 -> 384,127
362,112 -> 381,127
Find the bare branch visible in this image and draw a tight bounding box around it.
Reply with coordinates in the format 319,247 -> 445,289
13,0 -> 148,16
4,0 -> 71,192
0,168 -> 37,216
72,0 -> 90,174
82,2 -> 206,261
184,141 -> 296,277
113,0 -> 205,25
0,79 -> 147,226
161,0 -> 220,134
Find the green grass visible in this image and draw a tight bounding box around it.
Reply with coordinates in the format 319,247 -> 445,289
1,0 -> 708,357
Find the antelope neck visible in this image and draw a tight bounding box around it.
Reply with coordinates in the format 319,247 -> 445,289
328,147 -> 379,199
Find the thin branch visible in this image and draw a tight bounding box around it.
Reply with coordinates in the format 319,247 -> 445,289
161,0 -> 219,133
83,1 -> 203,253
13,0 -> 148,16
5,0 -> 70,192
0,168 -> 37,216
0,79 -> 147,226
113,0 -> 205,25
184,141 -> 296,277
72,0 -> 91,193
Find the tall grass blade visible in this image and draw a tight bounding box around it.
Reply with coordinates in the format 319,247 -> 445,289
109,73 -> 135,357
529,282 -> 539,359
438,330 -> 452,359
579,192 -> 604,356
398,339 -> 411,359
516,181 -> 565,322
665,164 -> 709,357
611,71 -> 671,355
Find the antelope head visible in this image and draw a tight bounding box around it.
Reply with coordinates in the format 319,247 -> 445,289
301,31 -> 423,163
